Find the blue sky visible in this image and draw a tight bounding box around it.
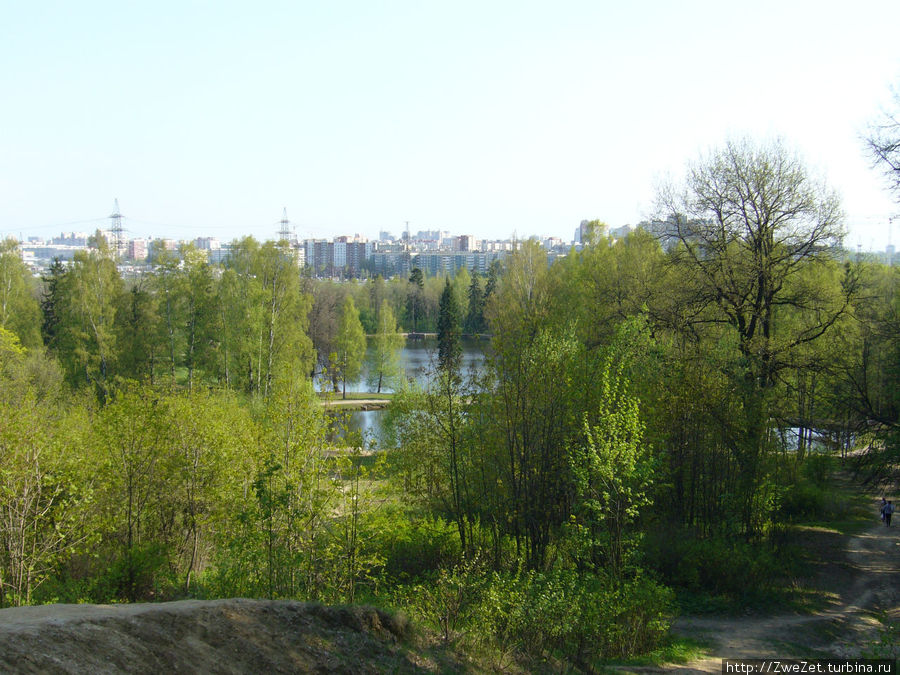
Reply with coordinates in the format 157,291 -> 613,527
2,1 -> 899,248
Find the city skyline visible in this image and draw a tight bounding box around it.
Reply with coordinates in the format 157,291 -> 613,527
2,2 -> 900,249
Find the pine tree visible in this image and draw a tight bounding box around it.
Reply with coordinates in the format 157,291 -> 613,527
464,274 -> 484,335
437,277 -> 461,375
40,257 -> 66,350
407,268 -> 425,333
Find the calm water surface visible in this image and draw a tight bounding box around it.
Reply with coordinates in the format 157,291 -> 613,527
324,337 -> 487,448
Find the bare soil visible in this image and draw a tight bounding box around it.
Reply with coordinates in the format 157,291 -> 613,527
0,599 -> 468,674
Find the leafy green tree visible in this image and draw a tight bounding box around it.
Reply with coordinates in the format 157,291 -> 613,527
484,259 -> 501,301
306,280 -> 346,386
223,238 -> 314,396
567,352 -> 654,579
655,137 -> 854,533
0,330 -> 86,606
212,377 -> 336,600
116,279 -> 161,383
452,265 -> 471,323
482,243 -> 593,568
0,238 -> 41,348
92,386 -> 174,601
163,390 -> 253,593
56,243 -> 124,397
149,242 -> 184,384
179,245 -> 217,391
367,299 -> 404,393
335,295 -> 366,399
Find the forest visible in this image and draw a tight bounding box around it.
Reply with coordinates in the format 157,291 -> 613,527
1,138 -> 899,670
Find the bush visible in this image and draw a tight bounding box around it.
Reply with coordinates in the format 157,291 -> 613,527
476,571 -> 674,665
644,528 -> 792,607
89,543 -> 176,602
778,481 -> 828,521
390,560 -> 485,643
374,512 -> 462,583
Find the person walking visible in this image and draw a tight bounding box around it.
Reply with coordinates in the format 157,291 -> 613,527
881,497 -> 887,522
884,500 -> 894,527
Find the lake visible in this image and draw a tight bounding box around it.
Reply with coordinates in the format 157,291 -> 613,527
323,336 -> 487,448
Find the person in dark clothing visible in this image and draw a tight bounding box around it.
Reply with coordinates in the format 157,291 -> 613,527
885,500 -> 894,527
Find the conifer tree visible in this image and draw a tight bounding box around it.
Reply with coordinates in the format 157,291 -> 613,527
437,277 -> 461,375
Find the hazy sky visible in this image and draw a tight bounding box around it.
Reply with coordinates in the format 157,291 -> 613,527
2,1 -> 900,248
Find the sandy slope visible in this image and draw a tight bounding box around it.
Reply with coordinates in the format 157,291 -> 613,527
0,599 -> 461,674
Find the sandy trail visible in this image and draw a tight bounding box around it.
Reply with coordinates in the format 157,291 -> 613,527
656,511 -> 900,673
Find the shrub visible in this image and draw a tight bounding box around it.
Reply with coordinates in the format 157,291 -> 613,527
374,512 -> 462,583
390,560 -> 485,643
644,528 -> 791,606
475,571 -> 674,665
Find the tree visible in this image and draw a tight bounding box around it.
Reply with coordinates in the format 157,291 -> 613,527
56,243 -> 124,396
484,242 -> 590,568
40,258 -> 66,351
464,273 -> 485,335
222,239 -> 314,397
116,278 -> 161,383
0,239 -> 41,348
367,299 -> 404,394
437,278 -> 462,375
179,245 -> 217,392
93,387 -> 173,601
306,281 -> 346,385
866,87 -> 900,200
656,137 -> 854,533
656,138 -> 849,387
567,355 -> 654,579
149,242 -> 184,384
0,330 -> 85,606
335,295 -> 366,399
407,268 -> 425,333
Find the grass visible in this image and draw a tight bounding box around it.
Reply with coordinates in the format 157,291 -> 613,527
597,636 -> 710,671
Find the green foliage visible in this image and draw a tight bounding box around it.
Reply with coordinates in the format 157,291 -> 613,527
373,511 -> 462,583
54,246 -> 123,396
644,528 -> 799,610
406,268 -> 425,332
437,277 -> 461,375
464,273 -> 485,334
566,344 -> 653,578
335,295 -> 366,398
397,569 -> 674,665
393,560 -> 485,644
0,334 -> 88,607
0,238 -> 42,348
366,299 -> 404,393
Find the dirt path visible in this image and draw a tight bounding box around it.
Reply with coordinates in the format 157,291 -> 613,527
658,508 -> 900,673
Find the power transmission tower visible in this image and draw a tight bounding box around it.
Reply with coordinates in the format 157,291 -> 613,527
278,208 -> 291,243
108,198 -> 125,259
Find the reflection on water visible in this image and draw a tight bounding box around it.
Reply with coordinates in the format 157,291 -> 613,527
316,337 -> 486,394
323,337 -> 487,449
327,409 -> 386,449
